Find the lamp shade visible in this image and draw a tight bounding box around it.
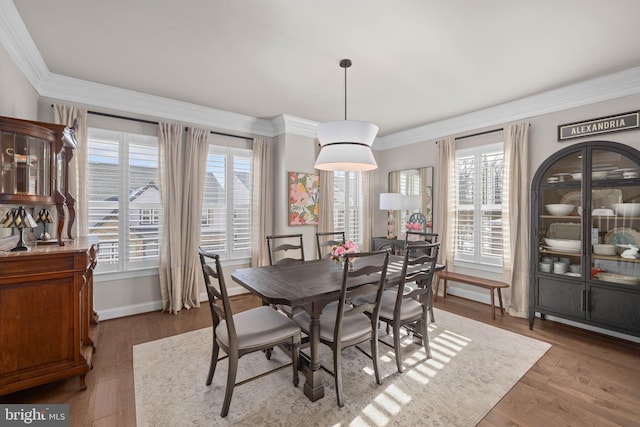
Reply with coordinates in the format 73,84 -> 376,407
379,193 -> 403,210
314,120 -> 379,172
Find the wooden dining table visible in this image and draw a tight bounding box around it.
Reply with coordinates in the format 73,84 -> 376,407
231,255 -> 443,402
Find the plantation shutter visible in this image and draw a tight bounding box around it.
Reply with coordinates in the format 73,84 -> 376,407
88,135 -> 120,266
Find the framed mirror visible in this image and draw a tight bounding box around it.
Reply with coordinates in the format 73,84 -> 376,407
388,167 -> 433,236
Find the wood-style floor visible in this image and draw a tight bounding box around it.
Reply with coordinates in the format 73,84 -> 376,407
2,294 -> 639,426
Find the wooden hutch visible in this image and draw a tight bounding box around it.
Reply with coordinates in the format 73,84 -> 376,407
0,116 -> 98,395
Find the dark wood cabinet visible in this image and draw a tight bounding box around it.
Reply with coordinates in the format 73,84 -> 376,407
0,116 -> 77,245
0,238 -> 98,395
529,141 -> 640,337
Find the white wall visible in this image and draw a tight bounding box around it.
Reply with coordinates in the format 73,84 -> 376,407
0,43 -> 37,119
272,132 -> 319,259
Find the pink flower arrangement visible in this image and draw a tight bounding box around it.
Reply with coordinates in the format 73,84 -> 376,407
406,222 -> 423,231
330,240 -> 358,264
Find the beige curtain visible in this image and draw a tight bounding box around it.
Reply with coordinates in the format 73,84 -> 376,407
159,124 -> 209,313
53,104 -> 88,237
502,122 -> 530,317
435,137 -> 456,273
361,171 -> 374,251
251,137 -> 273,267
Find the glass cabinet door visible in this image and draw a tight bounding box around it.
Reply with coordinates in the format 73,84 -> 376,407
537,150 -> 583,277
590,149 -> 640,286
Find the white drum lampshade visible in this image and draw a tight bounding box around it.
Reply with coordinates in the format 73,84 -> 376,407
315,120 -> 379,171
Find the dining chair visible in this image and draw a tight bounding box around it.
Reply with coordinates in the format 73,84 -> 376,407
403,232 -> 439,322
265,234 -> 306,317
266,234 -> 305,265
315,231 -> 346,259
292,250 -> 390,407
368,242 -> 440,373
198,247 -> 301,417
405,230 -> 439,244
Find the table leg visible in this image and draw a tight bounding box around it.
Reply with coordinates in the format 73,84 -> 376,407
302,307 -> 325,401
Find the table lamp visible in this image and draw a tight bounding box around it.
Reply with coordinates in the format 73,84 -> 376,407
36,208 -> 55,241
379,193 -> 403,239
2,206 -> 37,251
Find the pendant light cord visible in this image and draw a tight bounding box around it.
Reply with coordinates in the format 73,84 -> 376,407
344,64 -> 348,120
339,59 -> 352,121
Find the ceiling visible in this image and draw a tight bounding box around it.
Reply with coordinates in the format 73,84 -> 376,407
10,0 -> 640,138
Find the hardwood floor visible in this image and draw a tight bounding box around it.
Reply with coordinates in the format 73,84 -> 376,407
2,294 -> 639,426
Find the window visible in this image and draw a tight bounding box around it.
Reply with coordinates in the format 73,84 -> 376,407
454,143 -> 503,266
333,171 -> 363,246
87,128 -> 161,272
200,145 -> 252,259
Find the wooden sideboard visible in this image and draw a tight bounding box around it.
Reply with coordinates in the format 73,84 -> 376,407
0,237 -> 98,395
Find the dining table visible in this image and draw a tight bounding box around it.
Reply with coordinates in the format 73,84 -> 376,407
231,254 -> 443,402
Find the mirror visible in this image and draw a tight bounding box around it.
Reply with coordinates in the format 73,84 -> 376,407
388,167 -> 433,236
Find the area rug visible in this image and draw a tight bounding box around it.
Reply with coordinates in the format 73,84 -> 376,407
134,309 -> 550,426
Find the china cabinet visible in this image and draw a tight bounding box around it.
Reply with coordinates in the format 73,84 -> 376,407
529,141 -> 640,337
0,115 -> 77,245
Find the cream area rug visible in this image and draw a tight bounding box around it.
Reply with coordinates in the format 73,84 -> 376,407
134,309 -> 550,426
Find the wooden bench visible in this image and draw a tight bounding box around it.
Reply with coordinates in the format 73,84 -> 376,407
434,270 -> 509,320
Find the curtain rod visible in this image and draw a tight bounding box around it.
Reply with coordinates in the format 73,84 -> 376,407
50,106 -> 254,141
455,127 -> 503,141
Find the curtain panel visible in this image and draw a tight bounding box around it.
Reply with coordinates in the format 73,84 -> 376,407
158,123 -> 209,314
436,137 -> 456,273
251,137 -> 273,267
502,122 -> 530,318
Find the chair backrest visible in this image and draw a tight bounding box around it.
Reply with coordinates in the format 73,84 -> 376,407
198,247 -> 237,347
395,242 -> 440,307
334,250 -> 390,342
405,231 -> 439,244
315,231 -> 346,259
266,234 -> 305,265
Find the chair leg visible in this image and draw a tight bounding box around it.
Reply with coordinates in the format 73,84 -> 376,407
221,353 -> 238,418
427,286 -> 435,323
291,339 -> 299,387
334,347 -> 344,407
393,323 -> 404,373
370,335 -> 382,385
206,340 -> 220,386
422,310 -> 432,359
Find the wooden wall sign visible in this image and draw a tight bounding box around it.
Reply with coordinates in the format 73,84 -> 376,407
558,111 -> 639,141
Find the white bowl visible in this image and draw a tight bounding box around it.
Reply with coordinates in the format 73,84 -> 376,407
592,171 -> 609,180
543,238 -> 581,252
613,203 -> 640,217
596,272 -> 640,286
571,173 -> 581,181
593,244 -> 616,255
545,204 -> 575,216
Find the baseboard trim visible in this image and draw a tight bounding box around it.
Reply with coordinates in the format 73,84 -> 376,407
97,301 -> 164,321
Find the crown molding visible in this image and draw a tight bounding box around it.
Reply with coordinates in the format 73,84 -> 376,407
272,114 -> 318,139
40,73 -> 275,136
374,66 -> 640,150
0,0 -> 48,91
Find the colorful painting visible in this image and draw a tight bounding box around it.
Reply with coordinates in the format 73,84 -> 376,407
288,172 -> 319,225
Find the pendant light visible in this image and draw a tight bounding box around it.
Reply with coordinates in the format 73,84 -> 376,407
314,59 -> 378,171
